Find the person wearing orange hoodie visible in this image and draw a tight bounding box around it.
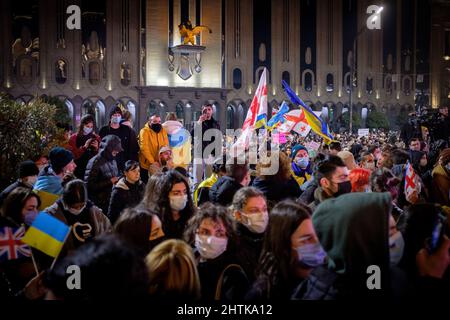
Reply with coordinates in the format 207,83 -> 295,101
139,114 -> 169,183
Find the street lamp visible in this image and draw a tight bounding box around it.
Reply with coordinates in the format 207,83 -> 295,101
349,6 -> 383,133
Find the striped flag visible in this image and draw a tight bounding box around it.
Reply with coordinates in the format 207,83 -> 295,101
22,212 -> 70,258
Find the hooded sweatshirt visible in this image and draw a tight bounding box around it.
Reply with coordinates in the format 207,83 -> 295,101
293,192 -> 392,300
138,123 -> 169,170
34,166 -> 64,210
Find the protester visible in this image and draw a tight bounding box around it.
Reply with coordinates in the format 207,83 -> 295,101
44,234 -> 149,301
209,160 -> 250,206
68,114 -> 101,179
114,206 -> 165,257
0,160 -> 39,207
348,168 -> 371,192
138,114 -> 169,183
359,152 -> 376,171
191,104 -> 221,187
145,239 -> 201,301
290,145 -> 313,188
34,147 -> 76,210
99,106 -> 139,172
141,172 -> 164,208
84,135 -> 122,214
44,179 -> 111,252
309,155 -> 351,211
183,203 -> 248,301
108,160 -> 145,224
152,170 -> 195,239
329,141 -> 342,156
230,187 -> 268,282
248,200 -> 324,300
252,152 -> 301,207
194,156 -> 227,207
431,148 -> 450,206
337,150 -> 358,171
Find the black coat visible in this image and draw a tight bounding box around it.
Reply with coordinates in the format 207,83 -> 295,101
252,177 -> 301,207
85,136 -> 121,214
197,251 -> 249,301
191,117 -> 221,156
235,223 -> 264,283
99,124 -> 139,171
108,178 -> 145,224
209,176 -> 243,206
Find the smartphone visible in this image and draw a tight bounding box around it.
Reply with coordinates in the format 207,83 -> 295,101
425,213 -> 448,254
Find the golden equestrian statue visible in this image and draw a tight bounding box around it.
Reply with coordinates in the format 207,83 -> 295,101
178,20 -> 212,45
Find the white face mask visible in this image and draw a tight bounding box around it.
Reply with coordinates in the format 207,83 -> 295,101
240,211 -> 269,234
195,234 -> 228,260
83,127 -> 93,135
63,202 -> 86,216
365,162 -> 375,170
169,195 -> 188,211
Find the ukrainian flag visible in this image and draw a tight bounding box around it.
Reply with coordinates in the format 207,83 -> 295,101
282,80 -> 334,144
22,212 -> 70,258
267,101 -> 290,131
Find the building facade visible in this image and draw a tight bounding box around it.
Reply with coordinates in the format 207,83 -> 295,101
1,0 -> 447,132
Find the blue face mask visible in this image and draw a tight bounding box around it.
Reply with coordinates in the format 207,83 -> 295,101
111,116 -> 122,124
24,211 -> 39,226
296,243 -> 327,268
296,157 -> 310,169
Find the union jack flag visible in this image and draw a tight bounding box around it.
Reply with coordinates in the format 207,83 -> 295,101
0,227 -> 32,261
404,162 -> 416,197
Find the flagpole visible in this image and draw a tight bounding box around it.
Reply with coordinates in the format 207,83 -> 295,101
30,250 -> 39,277
50,226 -> 72,270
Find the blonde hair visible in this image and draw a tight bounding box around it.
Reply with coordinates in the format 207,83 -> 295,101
165,112 -> 177,121
145,239 -> 201,300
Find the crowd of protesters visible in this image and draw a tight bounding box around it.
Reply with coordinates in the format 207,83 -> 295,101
0,104 -> 449,302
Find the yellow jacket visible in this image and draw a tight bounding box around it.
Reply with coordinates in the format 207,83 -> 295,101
138,123 -> 169,170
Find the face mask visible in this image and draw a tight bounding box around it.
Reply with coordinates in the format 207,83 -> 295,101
169,195 -> 188,212
296,158 -> 309,169
240,211 -> 269,234
446,163 -> 450,172
23,176 -> 37,188
296,243 -> 327,268
111,116 -> 122,124
333,181 -> 352,197
195,234 -> 228,260
365,162 -> 375,170
149,236 -> 166,252
151,123 -> 162,133
24,211 -> 38,226
63,202 -> 86,216
389,231 -> 405,266
83,127 -> 93,135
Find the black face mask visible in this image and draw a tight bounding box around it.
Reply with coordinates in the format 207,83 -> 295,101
151,123 -> 162,133
333,181 -> 352,197
148,236 -> 166,252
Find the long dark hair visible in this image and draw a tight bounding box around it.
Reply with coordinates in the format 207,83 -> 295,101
1,187 -> 41,226
77,114 -> 96,136
257,200 -> 311,285
156,170 -> 195,225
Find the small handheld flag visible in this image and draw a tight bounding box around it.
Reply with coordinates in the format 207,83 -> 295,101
404,162 -> 417,197
22,212 -> 70,258
0,226 -> 31,261
267,101 -> 290,130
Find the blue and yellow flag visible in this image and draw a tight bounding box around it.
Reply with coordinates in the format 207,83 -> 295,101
267,101 -> 289,131
282,80 -> 334,144
22,212 -> 70,258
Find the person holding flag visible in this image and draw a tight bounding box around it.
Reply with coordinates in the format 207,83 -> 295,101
282,80 -> 334,144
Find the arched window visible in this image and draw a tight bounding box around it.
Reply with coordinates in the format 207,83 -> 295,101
282,71 -> 290,86
304,72 -> 313,92
126,101 -> 136,124
403,77 -> 411,96
233,68 -> 242,89
366,77 -> 374,95
326,74 -> 334,92
95,101 -> 106,127
227,105 -> 235,129
176,103 -> 184,122
148,101 -> 157,117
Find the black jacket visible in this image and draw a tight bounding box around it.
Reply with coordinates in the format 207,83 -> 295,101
85,135 -> 121,214
235,223 -> 264,283
209,176 -> 243,206
108,178 -> 145,224
197,251 -> 249,301
252,177 -> 301,208
191,117 -> 221,156
99,124 -> 139,171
